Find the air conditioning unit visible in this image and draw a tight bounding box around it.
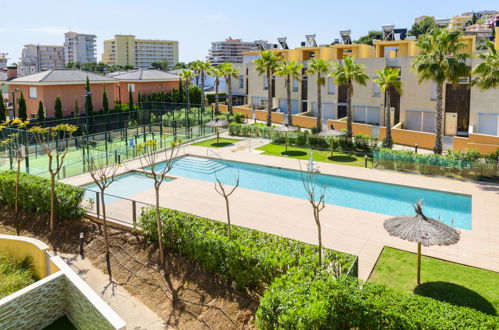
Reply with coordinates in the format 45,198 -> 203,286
459,77 -> 470,84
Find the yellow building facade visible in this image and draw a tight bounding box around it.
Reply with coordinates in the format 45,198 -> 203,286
102,35 -> 179,69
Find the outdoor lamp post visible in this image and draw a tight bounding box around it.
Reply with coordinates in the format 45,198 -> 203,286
11,88 -> 20,119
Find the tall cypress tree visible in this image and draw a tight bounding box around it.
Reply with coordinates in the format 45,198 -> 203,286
54,96 -> 63,119
178,79 -> 183,103
37,101 -> 45,121
85,76 -> 93,116
0,95 -> 6,122
102,86 -> 109,113
74,98 -> 80,117
128,87 -> 134,112
17,91 -> 27,121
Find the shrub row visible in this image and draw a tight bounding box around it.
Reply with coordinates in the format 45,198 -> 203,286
0,171 -> 85,219
228,123 -> 380,152
374,148 -> 499,182
139,207 -> 355,290
256,268 -> 499,329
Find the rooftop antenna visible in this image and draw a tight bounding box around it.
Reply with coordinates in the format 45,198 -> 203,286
305,34 -> 317,47
277,37 -> 289,49
340,30 -> 352,44
382,24 -> 395,41
254,40 -> 266,51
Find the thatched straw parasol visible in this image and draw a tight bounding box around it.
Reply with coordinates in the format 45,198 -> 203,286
206,119 -> 229,143
384,201 -> 460,284
275,124 -> 299,151
318,129 -> 345,156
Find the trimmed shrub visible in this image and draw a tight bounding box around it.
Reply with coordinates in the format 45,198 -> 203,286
256,269 -> 499,329
0,171 -> 85,219
139,207 -> 355,290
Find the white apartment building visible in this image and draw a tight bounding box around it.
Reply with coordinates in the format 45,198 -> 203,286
207,37 -> 276,65
64,32 -> 97,64
17,44 -> 65,77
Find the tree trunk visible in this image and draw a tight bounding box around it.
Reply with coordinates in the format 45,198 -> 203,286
225,197 -> 231,239
215,78 -> 219,115
201,73 -> 205,108
315,208 -> 322,267
101,190 -> 112,281
227,77 -> 233,115
434,83 -> 444,154
385,89 -> 392,148
50,173 -> 55,232
346,81 -> 353,138
316,75 -> 322,131
186,82 -> 190,111
286,75 -> 293,126
155,185 -> 165,268
266,71 -> 272,127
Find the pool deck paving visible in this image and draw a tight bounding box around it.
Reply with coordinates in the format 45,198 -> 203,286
62,137 -> 499,281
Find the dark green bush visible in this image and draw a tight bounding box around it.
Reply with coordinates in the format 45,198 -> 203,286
139,207 -> 355,290
233,112 -> 246,124
257,269 -> 499,329
206,93 -> 226,104
0,171 -> 85,219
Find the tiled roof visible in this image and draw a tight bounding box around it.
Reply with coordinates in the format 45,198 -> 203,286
10,69 -> 117,83
110,69 -> 180,81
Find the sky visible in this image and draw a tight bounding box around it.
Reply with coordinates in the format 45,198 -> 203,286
1,0 -> 497,65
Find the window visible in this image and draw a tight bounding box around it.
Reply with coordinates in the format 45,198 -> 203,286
263,77 -> 268,90
327,77 -> 335,94
128,83 -> 135,92
372,79 -> 380,97
29,87 -> 37,98
239,75 -> 244,89
293,79 -> 299,92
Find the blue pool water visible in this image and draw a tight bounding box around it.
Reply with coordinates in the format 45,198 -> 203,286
157,156 -> 472,230
83,172 -> 158,203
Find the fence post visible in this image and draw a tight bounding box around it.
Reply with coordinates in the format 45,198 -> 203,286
132,200 -> 137,227
96,191 -> 100,218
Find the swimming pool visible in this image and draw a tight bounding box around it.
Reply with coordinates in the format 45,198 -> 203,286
158,156 -> 472,230
83,172 -> 158,203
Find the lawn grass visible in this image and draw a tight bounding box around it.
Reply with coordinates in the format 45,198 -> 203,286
369,247 -> 499,316
0,253 -> 37,299
256,143 -> 371,168
193,138 -> 239,148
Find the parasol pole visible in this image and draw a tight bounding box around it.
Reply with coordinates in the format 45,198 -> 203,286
417,242 -> 422,284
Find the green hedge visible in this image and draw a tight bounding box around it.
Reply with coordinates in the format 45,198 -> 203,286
256,268 -> 499,329
374,148 -> 499,182
139,207 -> 355,290
0,171 -> 85,219
228,123 -> 380,152
207,93 -> 226,104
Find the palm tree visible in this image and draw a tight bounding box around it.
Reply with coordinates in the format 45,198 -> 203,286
276,61 -> 303,126
472,39 -> 498,90
254,50 -> 281,126
411,28 -> 470,154
220,63 -> 240,115
374,67 -> 403,148
189,60 -> 202,87
330,57 -> 369,138
307,59 -> 332,131
179,69 -> 195,110
197,61 -> 212,108
209,65 -> 224,114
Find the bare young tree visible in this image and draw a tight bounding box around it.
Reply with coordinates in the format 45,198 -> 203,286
137,138 -> 181,268
214,171 -> 239,239
300,163 -> 326,267
89,158 -> 122,281
28,124 -> 78,232
0,119 -> 29,234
